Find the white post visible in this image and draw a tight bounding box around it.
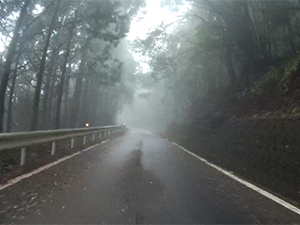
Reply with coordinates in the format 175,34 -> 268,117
83,136 -> 86,145
51,142 -> 56,155
104,132 -> 106,137
71,138 -> 74,149
92,134 -> 95,142
99,132 -> 102,139
108,130 -> 110,136
20,148 -> 26,166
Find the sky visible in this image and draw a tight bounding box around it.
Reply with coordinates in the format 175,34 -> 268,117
127,0 -> 185,73
127,0 -> 179,41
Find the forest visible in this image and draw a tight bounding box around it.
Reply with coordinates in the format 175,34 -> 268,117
0,0 -> 145,133
134,0 -> 300,128
1,0 -> 300,133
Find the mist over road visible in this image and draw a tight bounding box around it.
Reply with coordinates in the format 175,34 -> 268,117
1,130 -> 300,224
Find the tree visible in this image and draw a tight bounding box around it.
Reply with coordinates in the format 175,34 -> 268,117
0,0 -> 145,132
0,0 -> 31,132
31,0 -> 61,131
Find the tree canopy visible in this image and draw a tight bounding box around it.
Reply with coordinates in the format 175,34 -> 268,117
134,0 -> 300,124
0,0 -> 145,132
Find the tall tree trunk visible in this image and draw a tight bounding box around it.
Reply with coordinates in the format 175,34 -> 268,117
55,23 -> 75,129
63,74 -> 70,128
31,0 -> 61,131
89,81 -> 100,126
79,78 -> 90,126
70,45 -> 88,128
0,0 -> 30,132
41,51 -> 57,129
46,73 -> 56,129
7,51 -> 22,132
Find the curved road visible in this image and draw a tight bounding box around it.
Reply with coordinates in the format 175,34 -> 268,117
1,130 -> 300,224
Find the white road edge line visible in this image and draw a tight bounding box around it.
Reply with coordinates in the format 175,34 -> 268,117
171,141 -> 300,216
0,139 -> 110,191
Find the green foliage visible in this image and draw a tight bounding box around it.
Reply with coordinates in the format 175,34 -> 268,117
249,57 -> 300,96
284,57 -> 300,80
249,67 -> 283,96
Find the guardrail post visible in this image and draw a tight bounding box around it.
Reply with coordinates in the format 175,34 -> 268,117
104,132 -> 106,137
20,148 -> 26,166
108,130 -> 110,136
71,138 -> 74,149
92,134 -> 95,142
99,132 -> 101,139
83,136 -> 87,145
51,142 -> 56,155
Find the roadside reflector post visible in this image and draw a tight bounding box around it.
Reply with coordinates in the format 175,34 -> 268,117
51,142 -> 56,155
83,136 -> 87,145
20,148 -> 26,166
71,138 -> 74,149
92,134 -> 95,142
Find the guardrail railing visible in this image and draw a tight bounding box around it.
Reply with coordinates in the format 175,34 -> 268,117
0,124 -> 126,166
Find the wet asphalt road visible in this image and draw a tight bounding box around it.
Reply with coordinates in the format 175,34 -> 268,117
1,130 -> 300,224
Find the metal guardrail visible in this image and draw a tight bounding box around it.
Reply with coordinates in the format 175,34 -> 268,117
0,124 -> 126,166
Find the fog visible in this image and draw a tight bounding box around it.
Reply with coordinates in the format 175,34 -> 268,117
1,0 -> 300,133
2,1 -> 300,221
118,84 -> 173,132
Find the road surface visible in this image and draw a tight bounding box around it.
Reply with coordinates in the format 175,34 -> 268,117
1,129 -> 300,224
